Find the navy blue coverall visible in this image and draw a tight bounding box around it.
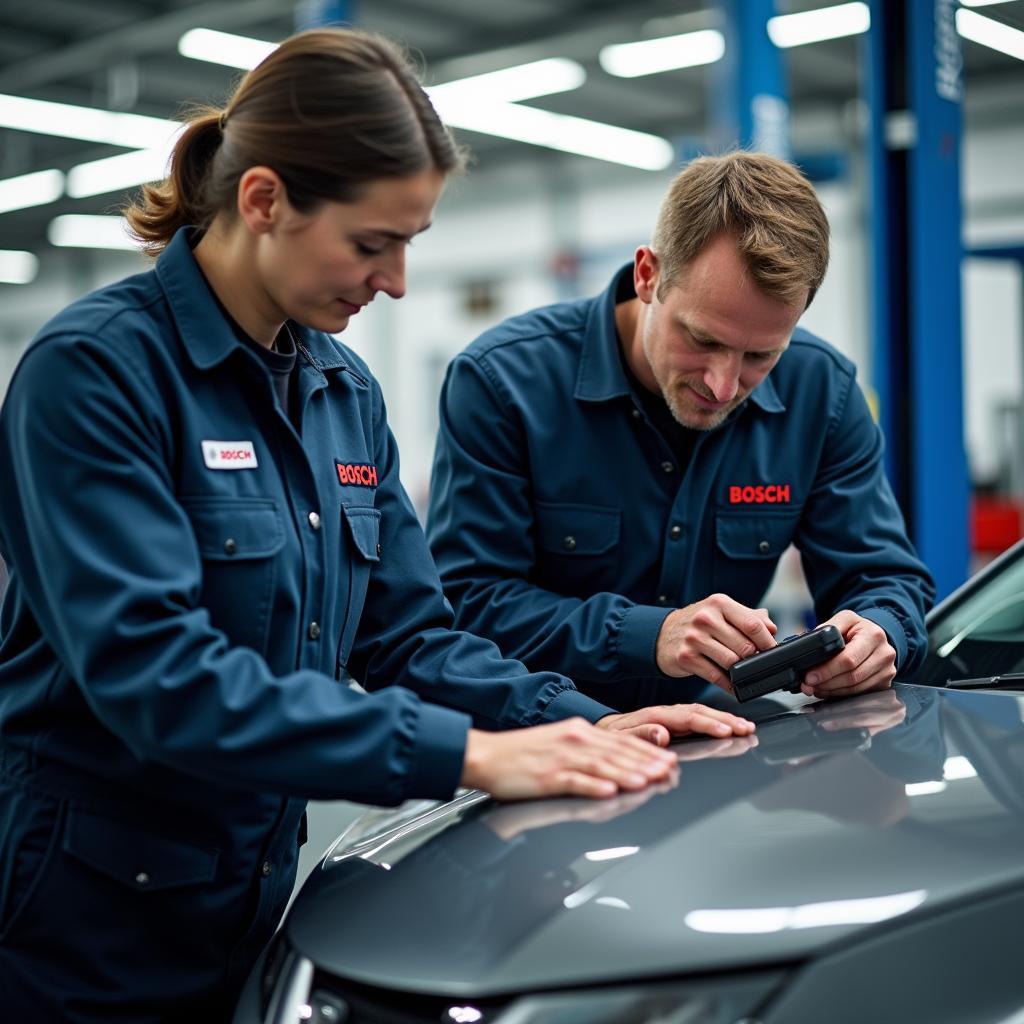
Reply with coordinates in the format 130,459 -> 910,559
0,228 -> 616,1022
427,265 -> 936,710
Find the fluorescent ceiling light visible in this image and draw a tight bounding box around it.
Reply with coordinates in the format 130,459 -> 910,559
178,28 -> 675,170
0,169 -> 64,215
179,28 -> 587,105
178,28 -> 277,70
957,8 -> 1024,61
0,93 -> 174,148
961,0 -> 1016,6
67,141 -> 178,199
0,250 -> 39,285
48,214 -> 139,251
436,99 -> 674,171
429,58 -> 586,103
599,29 -> 725,78
767,2 -> 870,48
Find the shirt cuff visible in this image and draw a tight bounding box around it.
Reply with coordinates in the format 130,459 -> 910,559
541,686 -> 618,724
613,604 -> 674,677
857,607 -> 908,670
409,702 -> 473,801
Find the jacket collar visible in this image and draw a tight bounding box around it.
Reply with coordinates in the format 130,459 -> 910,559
574,262 -> 785,414
155,227 -> 351,373
574,265 -> 634,402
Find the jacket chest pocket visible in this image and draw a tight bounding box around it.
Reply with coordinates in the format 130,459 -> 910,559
336,504 -> 381,671
712,510 -> 801,605
182,496 -> 285,655
533,501 -> 621,598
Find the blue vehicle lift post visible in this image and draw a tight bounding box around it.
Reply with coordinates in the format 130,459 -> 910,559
864,0 -> 969,600
711,0 -> 790,158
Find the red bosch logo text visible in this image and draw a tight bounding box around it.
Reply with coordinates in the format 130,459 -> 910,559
220,449 -> 253,461
729,484 -> 791,504
336,461 -> 379,488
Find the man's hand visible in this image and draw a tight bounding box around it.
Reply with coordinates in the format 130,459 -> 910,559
656,594 -> 777,691
596,703 -> 755,747
801,610 -> 897,699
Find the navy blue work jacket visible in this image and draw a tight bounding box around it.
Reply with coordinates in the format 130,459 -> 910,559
427,266 -> 935,709
0,229 -> 614,898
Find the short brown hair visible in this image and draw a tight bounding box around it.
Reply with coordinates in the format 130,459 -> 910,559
126,28 -> 466,256
651,151 -> 830,307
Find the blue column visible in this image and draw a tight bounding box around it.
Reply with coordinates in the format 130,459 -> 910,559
864,0 -> 968,599
711,0 -> 790,157
864,0 -> 904,493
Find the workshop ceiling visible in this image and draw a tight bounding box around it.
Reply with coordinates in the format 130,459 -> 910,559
1,0 -> 1023,255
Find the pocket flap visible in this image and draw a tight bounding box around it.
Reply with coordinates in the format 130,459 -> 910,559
342,505 -> 381,562
715,512 -> 798,560
535,501 -> 621,555
182,497 -> 284,560
63,808 -> 219,892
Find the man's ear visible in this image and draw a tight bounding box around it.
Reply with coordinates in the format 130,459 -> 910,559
236,166 -> 288,235
634,246 -> 660,304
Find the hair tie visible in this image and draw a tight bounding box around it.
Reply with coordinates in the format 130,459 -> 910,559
218,110 -> 228,131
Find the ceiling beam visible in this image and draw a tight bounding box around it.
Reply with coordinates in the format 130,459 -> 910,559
0,0 -> 293,93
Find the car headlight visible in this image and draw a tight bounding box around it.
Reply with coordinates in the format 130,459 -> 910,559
482,974 -> 779,1024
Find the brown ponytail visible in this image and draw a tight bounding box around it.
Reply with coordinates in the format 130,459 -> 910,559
125,28 -> 465,256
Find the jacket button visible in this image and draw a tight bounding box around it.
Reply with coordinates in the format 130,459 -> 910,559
563,536 -> 577,552
657,594 -> 668,604
376,543 -> 382,557
758,540 -> 770,554
261,861 -> 273,877
135,872 -> 150,886
223,538 -> 237,555
631,408 -> 642,420
670,525 -> 682,540
661,461 -> 674,474
308,511 -> 321,530
308,621 -> 321,640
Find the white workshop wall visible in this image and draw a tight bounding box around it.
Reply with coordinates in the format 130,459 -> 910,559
1,122 -> 1022,510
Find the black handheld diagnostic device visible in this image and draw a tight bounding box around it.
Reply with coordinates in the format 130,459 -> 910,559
729,624 -> 845,703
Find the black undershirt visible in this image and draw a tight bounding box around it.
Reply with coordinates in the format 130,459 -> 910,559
236,321 -> 297,427
197,270 -> 299,427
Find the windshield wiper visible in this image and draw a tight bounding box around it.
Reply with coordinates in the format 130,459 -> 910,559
945,673 -> 1024,691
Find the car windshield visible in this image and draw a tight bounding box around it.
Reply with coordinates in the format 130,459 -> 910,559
922,546 -> 1024,682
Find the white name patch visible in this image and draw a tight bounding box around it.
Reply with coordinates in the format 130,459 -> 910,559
202,440 -> 258,470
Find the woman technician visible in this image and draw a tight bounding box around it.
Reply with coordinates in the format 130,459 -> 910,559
0,28 -> 751,1021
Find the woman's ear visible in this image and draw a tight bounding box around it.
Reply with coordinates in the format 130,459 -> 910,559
236,166 -> 288,235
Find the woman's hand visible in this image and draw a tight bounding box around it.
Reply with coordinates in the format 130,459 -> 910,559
460,718 -> 678,801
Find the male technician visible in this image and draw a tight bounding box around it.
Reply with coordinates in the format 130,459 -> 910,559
427,152 -> 934,710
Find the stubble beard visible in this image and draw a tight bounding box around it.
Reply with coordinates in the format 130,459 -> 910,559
662,378 -> 743,432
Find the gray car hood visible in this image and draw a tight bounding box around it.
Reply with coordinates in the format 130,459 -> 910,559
285,684 -> 1024,997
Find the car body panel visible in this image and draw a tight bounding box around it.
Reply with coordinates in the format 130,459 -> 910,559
283,683 -> 1024,998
